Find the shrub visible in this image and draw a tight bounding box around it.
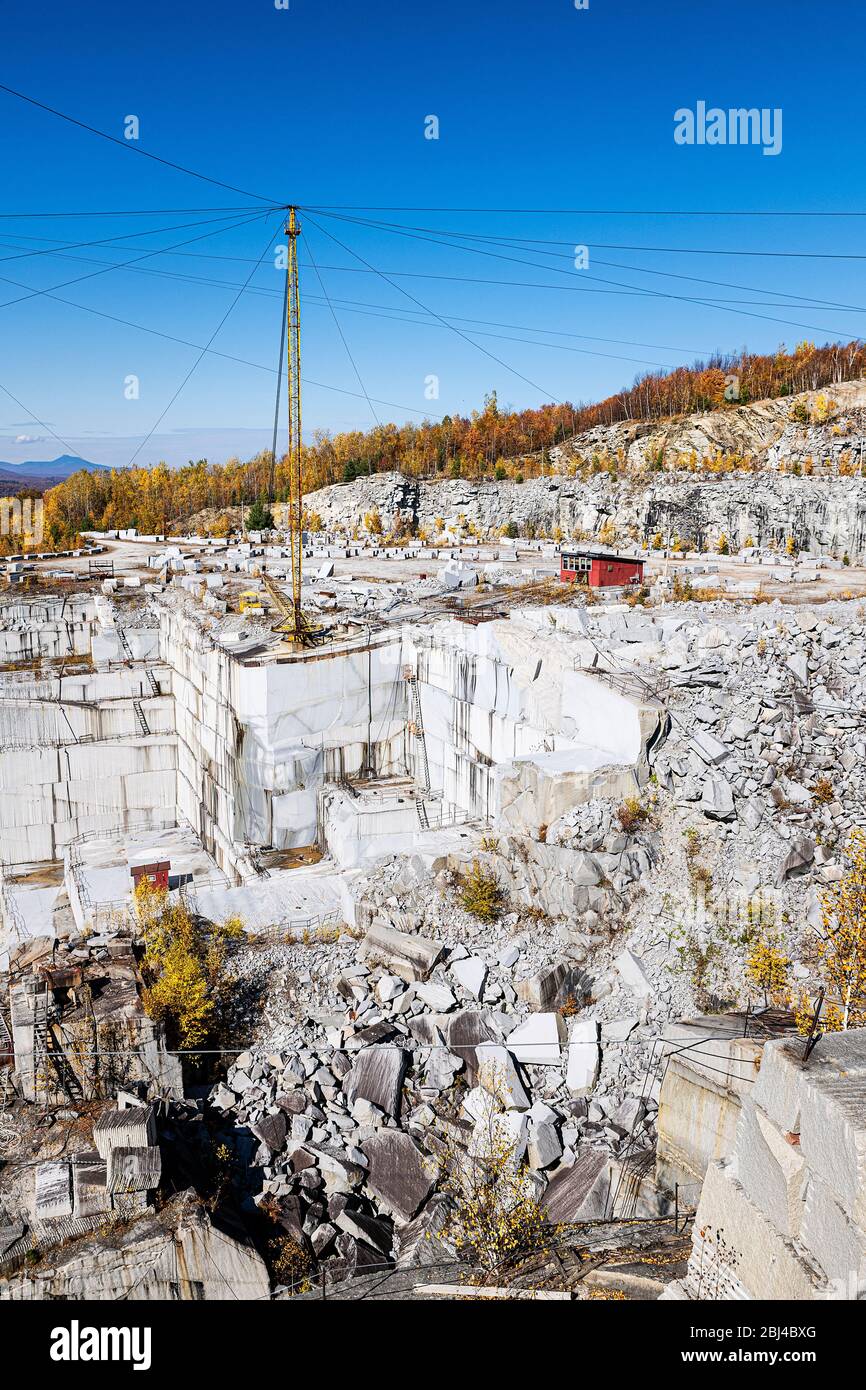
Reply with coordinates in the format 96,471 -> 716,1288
812,776 -> 834,805
458,861 -> 503,922
799,829 -> 866,1031
617,796 -> 650,833
268,1234 -> 313,1291
440,1078 -> 552,1282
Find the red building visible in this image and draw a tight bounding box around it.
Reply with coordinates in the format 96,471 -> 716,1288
559,547 -> 645,589
131,861 -> 170,892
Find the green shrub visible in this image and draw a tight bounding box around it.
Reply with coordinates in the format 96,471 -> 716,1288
459,861 -> 503,922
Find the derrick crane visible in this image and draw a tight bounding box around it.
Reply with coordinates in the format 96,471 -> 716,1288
278,206 -> 316,644
260,572 -> 299,628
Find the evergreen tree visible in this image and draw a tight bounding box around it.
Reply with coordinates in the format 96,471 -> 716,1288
246,497 -> 274,531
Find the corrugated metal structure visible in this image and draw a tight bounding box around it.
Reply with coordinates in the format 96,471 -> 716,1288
107,1146 -> 162,1196
93,1104 -> 157,1161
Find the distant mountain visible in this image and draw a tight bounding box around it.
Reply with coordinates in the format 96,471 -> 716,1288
0,455 -> 113,492
0,454 -> 110,480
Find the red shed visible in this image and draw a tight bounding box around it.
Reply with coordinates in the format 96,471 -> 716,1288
559,547 -> 645,589
131,861 -> 170,892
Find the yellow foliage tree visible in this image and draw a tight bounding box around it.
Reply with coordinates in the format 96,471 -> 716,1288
745,932 -> 790,1007
135,882 -> 244,1049
801,830 -> 866,1031
440,1071 -> 552,1282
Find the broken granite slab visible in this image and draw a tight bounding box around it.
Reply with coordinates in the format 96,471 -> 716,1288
345,1045 -> 408,1120
700,772 -> 735,820
362,1130 -> 436,1223
361,921 -> 443,983
445,1009 -> 497,1082
615,948 -> 652,999
475,1042 -> 531,1110
518,960 -> 588,1012
450,955 -> 488,999
542,1148 -> 611,1223
506,1013 -> 566,1065
776,835 -> 815,886
250,1112 -> 288,1155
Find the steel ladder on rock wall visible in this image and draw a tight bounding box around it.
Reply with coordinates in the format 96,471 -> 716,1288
119,625 -> 161,696
32,986 -> 84,1102
403,666 -> 432,827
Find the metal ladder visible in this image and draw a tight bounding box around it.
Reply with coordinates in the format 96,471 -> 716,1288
45,1025 -> 85,1102
133,699 -> 151,737
406,673 -> 431,792
117,626 -> 134,662
119,624 -> 161,696
32,986 -> 84,1102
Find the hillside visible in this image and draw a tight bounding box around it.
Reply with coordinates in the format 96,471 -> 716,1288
37,368 -> 866,549
302,380 -> 866,559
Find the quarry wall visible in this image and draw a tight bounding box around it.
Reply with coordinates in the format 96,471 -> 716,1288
0,596 -> 655,894
666,1028 -> 866,1300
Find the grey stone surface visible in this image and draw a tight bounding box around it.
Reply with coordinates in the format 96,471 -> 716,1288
362,1131 -> 436,1222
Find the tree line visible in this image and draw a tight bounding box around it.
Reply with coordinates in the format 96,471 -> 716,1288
35,339 -> 866,547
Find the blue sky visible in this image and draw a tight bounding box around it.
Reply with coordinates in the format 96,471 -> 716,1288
1,0 -> 865,467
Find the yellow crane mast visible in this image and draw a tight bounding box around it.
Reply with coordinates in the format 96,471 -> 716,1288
280,206 -> 314,643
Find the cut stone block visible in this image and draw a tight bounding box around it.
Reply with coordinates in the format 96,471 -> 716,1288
686,1158 -> 827,1300
34,1161 -> 73,1221
566,1041 -> 600,1095
527,1113 -> 563,1170
798,1069 -> 866,1230
506,1012 -> 565,1065
801,1173 -> 866,1291
735,1098 -> 806,1239
361,922 -> 443,982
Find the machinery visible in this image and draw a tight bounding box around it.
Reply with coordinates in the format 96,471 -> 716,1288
238,589 -> 268,614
